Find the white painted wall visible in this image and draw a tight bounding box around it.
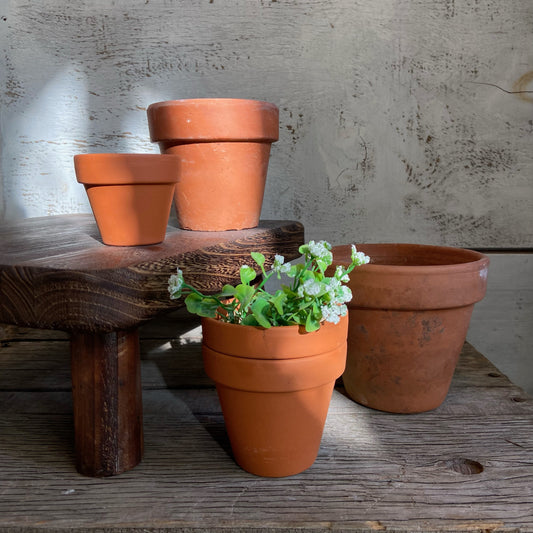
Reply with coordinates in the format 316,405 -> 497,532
1,1 -> 532,390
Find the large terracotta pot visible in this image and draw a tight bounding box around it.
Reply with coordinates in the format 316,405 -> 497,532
147,98 -> 279,231
74,153 -> 180,246
331,244 -> 489,413
201,315 -> 348,477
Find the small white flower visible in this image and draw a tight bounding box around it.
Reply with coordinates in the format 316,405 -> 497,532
321,305 -> 340,324
339,286 -> 352,303
280,262 -> 292,274
273,254 -> 285,270
335,265 -> 350,282
302,278 -> 324,296
328,278 -> 341,291
325,278 -> 340,300
168,269 -> 184,298
351,244 -> 370,265
308,240 -> 332,262
273,254 -> 292,275
321,303 -> 348,324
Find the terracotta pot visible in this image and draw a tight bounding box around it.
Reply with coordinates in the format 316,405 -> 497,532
331,244 -> 489,413
147,98 -> 279,231
201,315 -> 348,477
74,153 -> 180,246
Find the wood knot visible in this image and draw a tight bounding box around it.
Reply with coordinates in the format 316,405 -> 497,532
445,458 -> 484,475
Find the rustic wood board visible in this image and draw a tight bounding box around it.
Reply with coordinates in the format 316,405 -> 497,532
1,323 -> 532,532
1,390 -> 532,532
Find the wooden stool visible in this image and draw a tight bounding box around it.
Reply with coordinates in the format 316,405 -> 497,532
0,214 -> 304,476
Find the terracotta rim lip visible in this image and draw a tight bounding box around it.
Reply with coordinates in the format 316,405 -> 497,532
201,314 -> 348,359
203,345 -> 346,392
148,97 -> 279,110
147,98 -> 279,143
74,153 -> 180,185
333,243 -> 489,275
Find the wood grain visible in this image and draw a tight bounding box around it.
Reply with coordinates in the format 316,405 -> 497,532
0,215 -> 304,331
70,329 -> 143,477
0,326 -> 532,532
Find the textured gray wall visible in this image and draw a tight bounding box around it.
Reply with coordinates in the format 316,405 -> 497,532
0,0 -> 532,393
1,0 -> 532,247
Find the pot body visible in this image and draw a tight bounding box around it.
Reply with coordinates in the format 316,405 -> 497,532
201,315 -> 348,477
331,243 -> 489,413
74,153 -> 180,246
147,99 -> 279,231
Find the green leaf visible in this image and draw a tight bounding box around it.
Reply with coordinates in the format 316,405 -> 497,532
298,244 -> 309,255
184,293 -> 219,318
316,258 -> 329,273
240,265 -> 257,285
305,311 -> 321,332
234,283 -> 256,309
271,291 -> 287,315
287,264 -> 302,279
219,284 -> 236,298
241,314 -> 260,326
250,251 -> 265,267
251,298 -> 272,328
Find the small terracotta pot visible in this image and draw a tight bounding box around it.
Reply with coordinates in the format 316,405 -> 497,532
331,244 -> 489,413
147,98 -> 279,231
74,153 -> 180,246
201,315 -> 348,477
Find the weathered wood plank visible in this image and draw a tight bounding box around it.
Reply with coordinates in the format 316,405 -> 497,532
1,311 -> 532,531
0,387 -> 532,532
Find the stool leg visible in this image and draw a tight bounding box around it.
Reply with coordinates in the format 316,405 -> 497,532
70,329 -> 143,476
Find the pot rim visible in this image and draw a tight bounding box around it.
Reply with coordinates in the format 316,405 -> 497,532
147,98 -> 279,143
203,344 -> 346,392
147,97 -> 278,109
201,314 -> 348,359
333,243 -> 489,275
74,153 -> 181,185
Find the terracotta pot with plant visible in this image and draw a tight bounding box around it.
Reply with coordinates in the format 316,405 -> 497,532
168,241 -> 370,477
74,153 -> 180,246
330,243 -> 489,414
147,98 -> 279,232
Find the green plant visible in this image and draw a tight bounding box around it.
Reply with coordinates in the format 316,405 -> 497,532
168,240 -> 370,332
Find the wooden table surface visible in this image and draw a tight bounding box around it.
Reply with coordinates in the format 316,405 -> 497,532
1,310 -> 532,533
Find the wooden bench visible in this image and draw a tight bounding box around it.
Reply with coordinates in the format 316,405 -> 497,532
0,214 -> 304,477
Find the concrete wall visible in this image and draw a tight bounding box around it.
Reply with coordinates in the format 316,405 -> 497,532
1,1 -> 532,391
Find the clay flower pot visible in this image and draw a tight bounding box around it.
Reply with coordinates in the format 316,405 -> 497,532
147,98 -> 279,231
331,244 -> 489,413
201,315 -> 348,477
74,153 -> 180,246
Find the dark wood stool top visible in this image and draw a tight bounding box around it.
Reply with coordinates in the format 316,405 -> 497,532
0,214 -> 304,332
